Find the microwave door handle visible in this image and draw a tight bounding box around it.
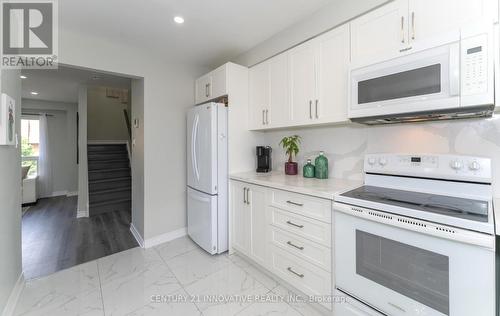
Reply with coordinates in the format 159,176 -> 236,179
449,42 -> 460,96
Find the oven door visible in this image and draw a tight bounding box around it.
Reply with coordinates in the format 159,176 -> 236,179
335,210 -> 495,316
349,43 -> 460,119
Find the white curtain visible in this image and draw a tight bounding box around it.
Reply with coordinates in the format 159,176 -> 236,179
38,115 -> 52,197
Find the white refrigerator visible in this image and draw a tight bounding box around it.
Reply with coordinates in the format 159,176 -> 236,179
187,102 -> 228,254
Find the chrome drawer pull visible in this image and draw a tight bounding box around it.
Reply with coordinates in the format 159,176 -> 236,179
287,241 -> 304,250
286,200 -> 303,207
287,267 -> 304,278
286,220 -> 304,228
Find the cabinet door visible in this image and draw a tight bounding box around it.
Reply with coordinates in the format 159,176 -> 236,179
268,53 -> 289,128
289,41 -> 316,125
409,0 -> 497,46
350,0 -> 409,67
231,182 -> 250,254
211,65 -> 227,99
249,62 -> 269,130
248,185 -> 268,266
315,24 -> 350,124
195,74 -> 211,104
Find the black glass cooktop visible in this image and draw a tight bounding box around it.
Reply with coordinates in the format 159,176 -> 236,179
341,186 -> 489,223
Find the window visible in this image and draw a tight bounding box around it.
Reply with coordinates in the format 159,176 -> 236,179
21,118 -> 40,177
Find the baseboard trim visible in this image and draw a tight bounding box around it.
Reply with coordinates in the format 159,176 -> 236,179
130,223 -> 145,248
66,191 -> 78,197
144,227 -> 187,248
76,209 -> 88,218
2,272 -> 24,316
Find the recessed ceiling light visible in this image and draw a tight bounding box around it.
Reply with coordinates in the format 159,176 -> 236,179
174,16 -> 184,24
30,91 -> 38,95
20,75 -> 27,79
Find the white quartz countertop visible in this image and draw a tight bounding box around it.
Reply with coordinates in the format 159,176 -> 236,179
230,171 -> 362,200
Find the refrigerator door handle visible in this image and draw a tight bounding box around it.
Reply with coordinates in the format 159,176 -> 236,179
191,115 -> 200,181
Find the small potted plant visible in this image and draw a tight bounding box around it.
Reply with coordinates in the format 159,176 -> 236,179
279,135 -> 301,175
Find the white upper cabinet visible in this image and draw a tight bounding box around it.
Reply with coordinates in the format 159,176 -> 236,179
408,0 -> 498,47
351,0 -> 498,67
350,0 -> 409,67
249,62 -> 269,129
289,41 -> 317,125
268,53 -> 289,128
314,24 -> 350,124
195,64 -> 229,104
249,54 -> 289,130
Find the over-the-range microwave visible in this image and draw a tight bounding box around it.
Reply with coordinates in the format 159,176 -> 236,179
349,25 -> 495,125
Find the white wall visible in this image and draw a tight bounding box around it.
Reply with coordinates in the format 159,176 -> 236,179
87,86 -> 131,142
0,70 -> 22,313
58,28 -> 208,240
21,99 -> 78,196
233,0 -> 389,66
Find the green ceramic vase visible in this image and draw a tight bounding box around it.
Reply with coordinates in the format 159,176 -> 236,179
303,159 -> 315,178
315,151 -> 328,179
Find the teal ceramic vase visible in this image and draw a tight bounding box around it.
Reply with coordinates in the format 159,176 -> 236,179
315,151 -> 328,179
303,159 -> 315,178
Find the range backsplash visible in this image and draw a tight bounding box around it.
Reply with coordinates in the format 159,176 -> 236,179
262,115 -> 500,196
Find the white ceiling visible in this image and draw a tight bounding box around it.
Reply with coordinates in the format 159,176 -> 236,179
59,0 -> 333,67
21,66 -> 131,103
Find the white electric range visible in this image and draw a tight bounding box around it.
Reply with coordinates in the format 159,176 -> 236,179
334,154 -> 496,316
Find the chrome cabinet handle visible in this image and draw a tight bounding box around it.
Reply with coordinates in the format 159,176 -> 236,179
243,188 -> 247,204
411,12 -> 415,40
286,200 -> 303,207
315,100 -> 319,119
309,100 -> 312,119
265,109 -> 269,125
262,110 -> 265,125
401,16 -> 405,44
286,220 -> 304,228
287,241 -> 304,250
246,188 -> 250,205
287,267 -> 304,278
207,83 -> 211,97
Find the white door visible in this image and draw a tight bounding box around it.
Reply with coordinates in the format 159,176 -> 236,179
231,181 -> 250,255
249,62 -> 269,130
187,187 -> 218,254
350,0 -> 409,67
268,53 -> 289,128
315,24 -> 350,124
249,185 -> 268,266
289,41 -> 316,125
187,103 -> 218,194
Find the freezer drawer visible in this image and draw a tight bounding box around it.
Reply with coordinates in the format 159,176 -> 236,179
187,187 -> 218,254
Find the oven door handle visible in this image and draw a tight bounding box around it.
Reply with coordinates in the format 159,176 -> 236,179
449,42 -> 460,97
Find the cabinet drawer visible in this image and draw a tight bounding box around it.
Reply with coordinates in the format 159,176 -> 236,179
269,245 -> 332,305
269,226 -> 331,272
268,189 -> 332,223
270,208 -> 331,247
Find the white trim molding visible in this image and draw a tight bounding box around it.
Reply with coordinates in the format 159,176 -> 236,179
144,227 -> 187,248
2,272 -> 24,316
130,223 -> 145,248
87,140 -> 128,145
66,191 -> 78,197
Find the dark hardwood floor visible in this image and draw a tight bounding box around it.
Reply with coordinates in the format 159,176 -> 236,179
22,196 -> 138,279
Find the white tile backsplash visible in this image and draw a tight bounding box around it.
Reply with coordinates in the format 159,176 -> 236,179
261,115 -> 500,196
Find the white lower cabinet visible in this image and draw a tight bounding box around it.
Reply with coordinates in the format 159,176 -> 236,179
230,180 -> 333,310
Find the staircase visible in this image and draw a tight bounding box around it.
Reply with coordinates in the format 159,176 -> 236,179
88,144 -> 131,217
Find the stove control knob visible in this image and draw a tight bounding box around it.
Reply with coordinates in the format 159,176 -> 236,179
469,161 -> 480,171
367,157 -> 376,165
379,158 -> 388,166
450,160 -> 463,170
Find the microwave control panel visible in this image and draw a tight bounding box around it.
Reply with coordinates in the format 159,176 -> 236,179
462,33 -> 488,96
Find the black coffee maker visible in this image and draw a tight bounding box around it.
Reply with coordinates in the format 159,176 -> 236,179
256,146 -> 272,173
